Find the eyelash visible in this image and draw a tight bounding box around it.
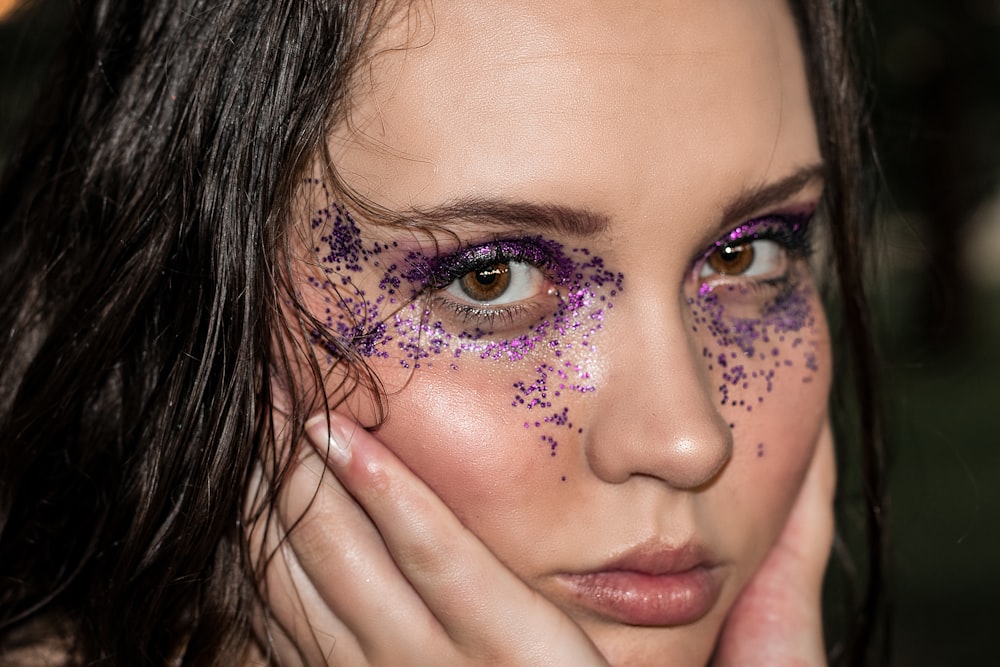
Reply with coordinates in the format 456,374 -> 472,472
427,299 -> 542,330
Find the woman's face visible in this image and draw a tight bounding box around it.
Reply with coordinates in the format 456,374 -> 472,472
297,0 -> 830,663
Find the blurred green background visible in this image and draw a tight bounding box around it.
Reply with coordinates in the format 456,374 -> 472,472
2,1 -> 998,664
873,0 -> 1000,664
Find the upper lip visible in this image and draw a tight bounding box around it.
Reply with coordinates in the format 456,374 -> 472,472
577,541 -> 717,576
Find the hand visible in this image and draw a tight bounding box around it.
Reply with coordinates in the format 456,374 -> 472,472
249,411 -> 610,667
710,421 -> 836,667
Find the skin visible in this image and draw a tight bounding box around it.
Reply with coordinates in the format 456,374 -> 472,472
260,1 -> 834,665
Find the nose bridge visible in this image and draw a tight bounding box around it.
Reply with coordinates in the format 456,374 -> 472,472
584,294 -> 733,489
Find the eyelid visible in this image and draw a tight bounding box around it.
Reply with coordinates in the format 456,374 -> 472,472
698,213 -> 814,261
428,236 -> 567,288
692,212 -> 815,287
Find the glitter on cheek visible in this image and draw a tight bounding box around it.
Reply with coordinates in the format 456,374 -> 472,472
303,192 -> 623,459
690,269 -> 823,433
305,197 -> 417,362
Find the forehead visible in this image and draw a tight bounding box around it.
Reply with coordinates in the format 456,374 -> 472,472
331,0 -> 818,221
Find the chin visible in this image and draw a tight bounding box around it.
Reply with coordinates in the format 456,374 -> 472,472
580,612 -> 725,666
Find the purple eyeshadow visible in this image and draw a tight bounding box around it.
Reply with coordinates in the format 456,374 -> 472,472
708,214 -> 811,254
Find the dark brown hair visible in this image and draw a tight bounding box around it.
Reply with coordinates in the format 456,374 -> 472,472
792,2 -> 887,663
0,1 -> 884,664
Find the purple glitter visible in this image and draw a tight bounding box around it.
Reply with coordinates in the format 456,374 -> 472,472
693,280 -> 818,419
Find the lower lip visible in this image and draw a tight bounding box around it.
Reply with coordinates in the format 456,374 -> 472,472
559,567 -> 723,626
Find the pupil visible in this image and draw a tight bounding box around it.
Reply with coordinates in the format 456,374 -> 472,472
721,246 -> 742,262
476,267 -> 501,285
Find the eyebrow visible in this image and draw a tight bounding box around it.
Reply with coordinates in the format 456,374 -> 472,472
397,198 -> 611,237
392,163 -> 824,239
721,164 -> 825,226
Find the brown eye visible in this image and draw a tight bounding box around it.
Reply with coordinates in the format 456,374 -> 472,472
443,259 -> 548,310
458,263 -> 511,301
707,243 -> 754,275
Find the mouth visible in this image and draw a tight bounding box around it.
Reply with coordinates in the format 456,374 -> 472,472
555,544 -> 724,627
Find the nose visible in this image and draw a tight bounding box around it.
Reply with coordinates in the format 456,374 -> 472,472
583,299 -> 733,489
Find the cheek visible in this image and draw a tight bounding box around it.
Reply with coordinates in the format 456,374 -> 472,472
731,345 -> 829,517
370,369 -> 543,513
717,362 -> 828,581
363,362 -> 585,568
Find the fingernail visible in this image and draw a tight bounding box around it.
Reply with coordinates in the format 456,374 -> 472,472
305,413 -> 352,467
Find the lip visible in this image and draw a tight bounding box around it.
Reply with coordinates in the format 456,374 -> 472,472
556,544 -> 724,627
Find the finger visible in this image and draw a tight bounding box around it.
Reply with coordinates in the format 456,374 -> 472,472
262,388 -> 435,664
248,461 -> 363,666
276,443 -> 449,664
303,412 -> 607,664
